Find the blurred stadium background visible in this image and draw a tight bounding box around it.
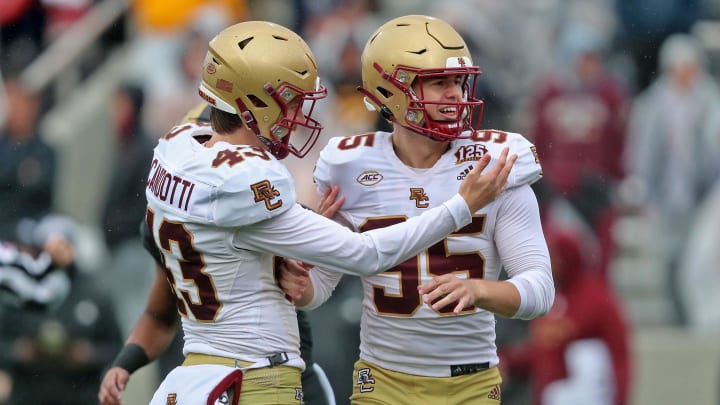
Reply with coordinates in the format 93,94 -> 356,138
2,0 -> 720,404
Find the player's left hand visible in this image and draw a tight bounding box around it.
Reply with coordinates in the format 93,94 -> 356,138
418,274 -> 479,314
317,185 -> 344,218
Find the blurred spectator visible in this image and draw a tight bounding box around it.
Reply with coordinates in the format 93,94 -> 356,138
41,0 -> 94,39
0,272 -> 123,404
500,226 -> 632,405
125,0 -> 245,121
131,0 -> 245,33
0,214 -> 75,311
528,23 -> 630,276
530,23 -> 629,217
101,83 -> 154,248
0,77 -> 56,241
0,0 -> 47,74
615,0 -> 703,92
99,82 -> 155,336
620,33 -> 720,325
0,212 -> 123,405
497,179 -> 607,404
533,181 -> 604,273
141,29 -> 213,138
304,0 -> 380,135
677,176 -> 720,333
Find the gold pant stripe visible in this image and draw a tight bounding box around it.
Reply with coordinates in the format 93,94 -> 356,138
182,353 -> 253,368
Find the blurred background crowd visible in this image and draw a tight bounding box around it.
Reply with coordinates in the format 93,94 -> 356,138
2,0 -> 720,404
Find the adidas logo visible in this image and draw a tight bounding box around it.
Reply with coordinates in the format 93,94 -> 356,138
487,385 -> 501,401
456,165 -> 474,180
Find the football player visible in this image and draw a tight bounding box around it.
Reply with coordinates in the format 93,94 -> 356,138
98,103 -> 336,405
132,19 -> 515,405
279,15 -> 554,405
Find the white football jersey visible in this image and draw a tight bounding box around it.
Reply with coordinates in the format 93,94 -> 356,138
145,121 -> 304,366
145,123 -> 477,371
313,130 -> 547,377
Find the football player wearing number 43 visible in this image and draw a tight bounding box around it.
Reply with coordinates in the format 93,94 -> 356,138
278,15 -> 555,405
143,20 -> 516,405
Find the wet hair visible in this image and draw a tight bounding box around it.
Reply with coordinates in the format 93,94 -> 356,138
210,107 -> 243,134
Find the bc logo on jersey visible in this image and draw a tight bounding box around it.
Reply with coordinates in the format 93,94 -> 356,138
251,180 -> 283,210
166,393 -> 178,405
409,188 -> 429,208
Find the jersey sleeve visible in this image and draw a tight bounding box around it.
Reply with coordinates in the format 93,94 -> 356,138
494,185 -> 554,319
480,131 -> 542,189
507,132 -> 543,189
313,136 -> 348,197
298,266 -> 343,310
212,157 -> 297,227
232,194 -> 471,277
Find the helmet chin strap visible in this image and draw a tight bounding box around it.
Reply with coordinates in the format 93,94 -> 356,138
236,97 -> 290,159
257,133 -> 289,159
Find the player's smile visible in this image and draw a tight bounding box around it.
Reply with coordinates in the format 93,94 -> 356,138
437,105 -> 459,120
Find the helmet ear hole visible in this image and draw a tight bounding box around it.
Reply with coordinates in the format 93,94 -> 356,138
247,95 -> 267,108
377,86 -> 393,99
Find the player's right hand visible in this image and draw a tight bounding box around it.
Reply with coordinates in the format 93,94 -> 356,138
98,367 -> 130,405
458,146 -> 517,213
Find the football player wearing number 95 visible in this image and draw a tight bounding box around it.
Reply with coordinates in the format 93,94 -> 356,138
144,20 -> 516,405
278,15 -> 555,405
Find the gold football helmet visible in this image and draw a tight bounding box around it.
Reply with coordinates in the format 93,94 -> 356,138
199,21 -> 327,159
359,15 -> 483,141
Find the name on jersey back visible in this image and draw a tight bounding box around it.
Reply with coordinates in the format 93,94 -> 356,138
146,158 -> 196,212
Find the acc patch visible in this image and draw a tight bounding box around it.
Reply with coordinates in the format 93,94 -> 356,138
356,170 -> 383,186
